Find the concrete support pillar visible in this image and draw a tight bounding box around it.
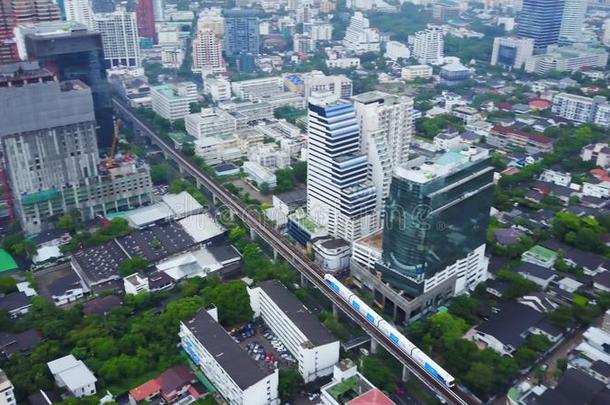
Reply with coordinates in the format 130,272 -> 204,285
196,178 -> 202,189
228,209 -> 235,222
300,273 -> 309,288
273,248 -> 279,261
401,365 -> 410,382
178,165 -> 185,174
249,227 -> 256,241
370,338 -> 379,354
212,193 -> 218,205
332,303 -> 340,319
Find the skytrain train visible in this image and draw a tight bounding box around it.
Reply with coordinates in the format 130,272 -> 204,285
323,274 -> 455,388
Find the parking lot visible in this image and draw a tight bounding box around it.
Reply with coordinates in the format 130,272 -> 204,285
232,319 -> 298,372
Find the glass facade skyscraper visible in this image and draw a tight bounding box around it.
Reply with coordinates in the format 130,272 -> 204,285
223,8 -> 260,58
377,146 -> 494,297
517,0 -> 565,53
21,21 -> 114,146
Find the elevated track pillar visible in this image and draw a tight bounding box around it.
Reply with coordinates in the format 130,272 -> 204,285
250,227 -> 257,241
300,273 -> 310,288
332,303 -> 340,319
370,338 -> 379,354
402,365 -> 410,382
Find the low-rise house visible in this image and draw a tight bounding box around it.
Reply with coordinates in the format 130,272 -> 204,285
541,240 -> 607,275
0,292 -> 33,318
514,262 -> 557,290
539,169 -> 571,187
48,272 -> 86,306
528,368 -> 610,404
473,302 -> 562,356
589,360 -> 610,384
493,228 -> 525,247
129,364 -> 202,404
124,273 -> 149,295
0,329 -> 43,359
593,271 -> 610,293
47,355 -> 97,398
557,277 -> 583,294
575,326 -> 610,364
518,293 -> 558,313
522,245 -> 557,268
581,143 -> 610,168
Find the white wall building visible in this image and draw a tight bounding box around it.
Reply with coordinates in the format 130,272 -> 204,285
325,56 -> 361,69
124,273 -> 150,295
248,280 -> 340,383
180,309 -> 279,405
343,12 -> 380,54
385,41 -> 410,60
559,0 -> 587,43
94,10 -> 141,68
525,45 -> 609,74
47,355 -> 97,398
204,77 -> 231,102
0,370 -> 15,405
312,238 -> 351,273
401,64 -> 433,81
539,169 -> 572,187
307,95 -> 378,242
581,143 -> 610,168
64,0 -> 94,29
409,25 -> 444,65
243,161 -> 277,189
293,34 -> 316,53
231,77 -> 284,101
353,91 -> 414,219
491,37 -> 534,69
248,144 -> 291,169
552,93 -> 610,127
186,108 -> 237,139
304,22 -> 333,41
295,71 -> 353,99
151,82 -> 198,122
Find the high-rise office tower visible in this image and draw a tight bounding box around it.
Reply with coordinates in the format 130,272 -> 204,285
91,0 -> 114,13
517,0 -> 565,53
192,9 -> 225,74
19,21 -> 114,145
223,8 -> 260,57
352,91 -> 414,220
408,25 -> 444,65
307,94 -> 378,242
152,0 -> 163,21
0,0 -> 60,64
376,145 -> 494,298
0,62 -> 153,233
94,9 -> 141,68
135,0 -> 155,41
559,0 -> 586,43
64,0 -> 94,29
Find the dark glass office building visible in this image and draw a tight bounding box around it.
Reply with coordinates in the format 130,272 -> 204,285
223,8 -> 260,57
517,0 -> 565,53
22,22 -> 114,146
376,146 -> 495,297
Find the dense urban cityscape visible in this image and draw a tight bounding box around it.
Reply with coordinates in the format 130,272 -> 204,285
0,0 -> 609,404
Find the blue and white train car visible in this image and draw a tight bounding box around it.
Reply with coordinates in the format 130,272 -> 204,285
323,274 -> 456,388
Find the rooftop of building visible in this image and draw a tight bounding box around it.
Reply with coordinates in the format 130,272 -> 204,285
356,231 -> 383,251
257,280 -> 338,347
19,20 -> 89,37
395,144 -> 490,184
324,373 -> 374,405
351,90 -> 403,105
475,302 -> 546,350
183,308 -> 273,390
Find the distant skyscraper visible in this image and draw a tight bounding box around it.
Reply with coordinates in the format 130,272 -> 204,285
376,145 -> 494,297
352,91 -> 414,220
0,0 -> 60,64
152,0 -> 163,21
409,25 -> 444,65
64,0 -> 94,29
94,9 -> 141,68
20,21 -> 114,145
517,0 -> 565,53
306,94 -> 378,242
223,8 -> 260,57
192,8 -> 225,73
90,0 -> 114,13
559,0 -> 586,43
0,62 -> 153,233
135,0 -> 155,41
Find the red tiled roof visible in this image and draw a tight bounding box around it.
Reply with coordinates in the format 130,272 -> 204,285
591,168 -> 610,183
158,364 -> 196,396
129,379 -> 161,402
491,125 -> 553,145
529,98 -> 552,109
348,388 -> 396,405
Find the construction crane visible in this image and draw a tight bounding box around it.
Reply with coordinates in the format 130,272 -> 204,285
105,118 -> 121,169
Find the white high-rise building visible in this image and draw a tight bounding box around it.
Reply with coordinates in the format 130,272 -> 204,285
352,91 -> 414,217
409,25 -> 444,65
153,0 -> 164,22
192,29 -> 224,74
64,0 -> 94,29
552,93 -> 610,128
94,10 -> 141,68
343,11 -> 380,54
603,19 -> 610,47
0,369 -> 15,405
559,0 -> 587,43
307,94 -> 378,242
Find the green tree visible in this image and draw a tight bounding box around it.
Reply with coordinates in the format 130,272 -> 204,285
361,356 -> 396,392
0,277 -> 17,294
274,168 -> 296,193
118,256 -> 149,277
201,281 -> 253,326
292,161 -> 307,183
279,368 -> 302,402
448,295 -> 480,325
150,162 -> 176,185
57,213 -> 78,233
463,362 -> 494,394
